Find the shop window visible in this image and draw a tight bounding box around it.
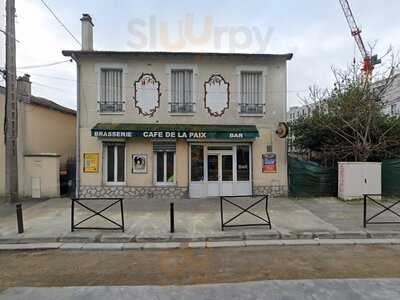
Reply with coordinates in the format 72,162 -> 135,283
155,151 -> 176,184
99,68 -> 123,112
240,71 -> 264,114
170,69 -> 194,113
237,145 -> 250,181
191,145 -> 204,181
104,143 -> 125,184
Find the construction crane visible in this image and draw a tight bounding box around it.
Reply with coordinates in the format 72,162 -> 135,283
338,0 -> 380,75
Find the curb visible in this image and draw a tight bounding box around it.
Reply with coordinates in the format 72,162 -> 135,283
3,230 -> 400,244
1,239 -> 400,251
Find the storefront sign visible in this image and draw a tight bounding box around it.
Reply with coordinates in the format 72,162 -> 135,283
93,130 -> 251,140
262,153 -> 277,173
83,153 -> 99,173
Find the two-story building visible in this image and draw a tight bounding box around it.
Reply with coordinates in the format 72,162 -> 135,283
63,14 -> 292,200
0,76 -> 76,200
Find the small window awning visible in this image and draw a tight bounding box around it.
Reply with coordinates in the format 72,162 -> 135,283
91,123 -> 259,140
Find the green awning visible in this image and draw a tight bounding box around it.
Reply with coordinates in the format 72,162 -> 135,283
91,123 -> 259,140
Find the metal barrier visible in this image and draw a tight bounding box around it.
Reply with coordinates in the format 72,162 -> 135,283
220,195 -> 271,231
363,194 -> 400,228
71,198 -> 125,232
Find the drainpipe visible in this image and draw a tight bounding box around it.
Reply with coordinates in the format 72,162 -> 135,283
72,53 -> 81,198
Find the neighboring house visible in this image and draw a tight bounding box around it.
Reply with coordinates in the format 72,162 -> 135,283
63,14 -> 292,199
379,74 -> 400,117
0,76 -> 76,199
287,104 -> 315,154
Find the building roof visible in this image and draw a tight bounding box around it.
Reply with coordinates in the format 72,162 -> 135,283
30,95 -> 76,116
62,50 -> 293,61
1,84 -> 75,115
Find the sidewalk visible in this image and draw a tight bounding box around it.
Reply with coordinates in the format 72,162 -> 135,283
0,196 -> 399,244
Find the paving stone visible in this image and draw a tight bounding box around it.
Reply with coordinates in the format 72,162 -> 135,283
367,231 -> 400,239
206,232 -> 244,241
244,230 -> 280,240
170,233 -> 206,242
334,231 -> 368,239
0,243 -> 61,251
312,232 -> 335,239
318,239 -> 357,245
59,233 -> 100,243
100,234 -> 133,243
135,234 -> 171,242
0,237 -> 20,244
188,241 -> 207,248
142,242 -> 181,250
281,239 -> 320,246
60,243 -> 84,250
295,232 -> 314,239
206,241 -> 246,248
122,243 -> 144,250
81,243 -> 123,251
245,240 -> 284,247
278,232 -> 297,240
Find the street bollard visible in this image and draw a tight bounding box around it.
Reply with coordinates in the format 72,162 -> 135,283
170,202 -> 175,233
16,204 -> 24,234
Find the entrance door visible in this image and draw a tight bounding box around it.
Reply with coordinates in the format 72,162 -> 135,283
207,151 -> 234,196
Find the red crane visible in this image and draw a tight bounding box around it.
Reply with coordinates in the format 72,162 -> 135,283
338,0 -> 380,75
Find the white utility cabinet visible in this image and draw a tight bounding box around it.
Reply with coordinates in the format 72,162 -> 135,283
338,162 -> 381,200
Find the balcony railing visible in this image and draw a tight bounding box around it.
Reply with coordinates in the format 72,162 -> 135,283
169,102 -> 194,113
239,103 -> 264,114
99,101 -> 124,113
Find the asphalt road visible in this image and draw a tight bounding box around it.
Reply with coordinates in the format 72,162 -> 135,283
2,279 -> 400,300
1,244 -> 400,288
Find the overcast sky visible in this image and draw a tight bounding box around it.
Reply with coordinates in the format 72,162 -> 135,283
0,0 -> 399,110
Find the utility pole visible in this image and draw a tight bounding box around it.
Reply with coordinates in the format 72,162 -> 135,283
5,0 -> 18,202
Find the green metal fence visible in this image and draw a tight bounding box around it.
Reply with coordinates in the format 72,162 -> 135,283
382,159 -> 400,197
289,158 -> 400,198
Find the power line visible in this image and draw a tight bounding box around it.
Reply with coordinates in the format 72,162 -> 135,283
17,59 -> 72,70
39,0 -> 81,47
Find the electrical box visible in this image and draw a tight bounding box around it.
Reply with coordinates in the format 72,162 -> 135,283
338,162 -> 381,200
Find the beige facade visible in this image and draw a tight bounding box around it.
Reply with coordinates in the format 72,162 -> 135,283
0,77 -> 76,199
64,14 -> 292,199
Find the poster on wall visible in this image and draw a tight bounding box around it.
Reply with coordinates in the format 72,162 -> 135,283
132,154 -> 147,173
262,153 -> 277,173
83,153 -> 99,173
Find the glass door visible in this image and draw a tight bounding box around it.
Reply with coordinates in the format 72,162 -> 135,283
206,151 -> 233,196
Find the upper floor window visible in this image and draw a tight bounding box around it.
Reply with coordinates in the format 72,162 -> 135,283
99,68 -> 123,112
170,69 -> 194,113
240,71 -> 264,114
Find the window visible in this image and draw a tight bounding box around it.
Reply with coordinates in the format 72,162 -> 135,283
104,143 -> 125,184
170,69 -> 194,113
99,69 -> 123,112
155,152 -> 175,184
240,71 -> 263,114
191,145 -> 204,181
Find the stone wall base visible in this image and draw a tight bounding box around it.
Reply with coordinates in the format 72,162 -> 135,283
79,185 -> 287,199
79,185 -> 188,200
253,185 -> 288,197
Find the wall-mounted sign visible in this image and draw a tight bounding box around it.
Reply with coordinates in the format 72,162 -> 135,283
262,153 -> 277,173
204,74 -> 230,117
134,73 -> 161,117
83,153 -> 99,173
276,122 -> 289,138
132,154 -> 147,173
93,130 -> 255,140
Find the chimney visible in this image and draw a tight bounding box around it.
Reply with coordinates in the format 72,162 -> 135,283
17,74 -> 31,103
80,13 -> 94,51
